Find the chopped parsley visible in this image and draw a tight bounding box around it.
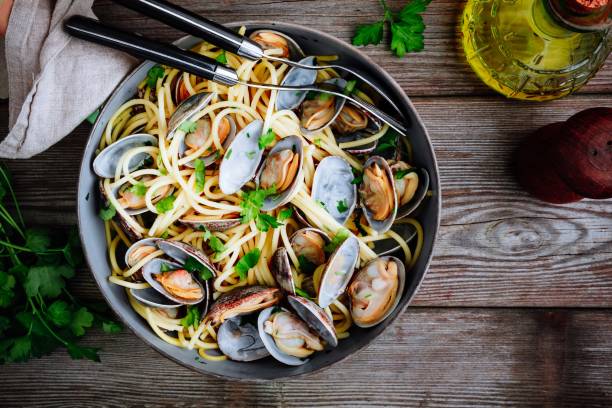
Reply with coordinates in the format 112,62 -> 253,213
98,204 -> 116,221
159,263 -> 172,272
258,129 -> 276,150
194,159 -> 206,193
239,186 -> 277,224
316,200 -> 327,209
146,65 -> 165,88
179,120 -> 198,133
234,248 -> 261,280
295,287 -> 314,300
324,228 -> 350,253
225,148 -> 233,159
183,257 -> 214,281
317,92 -> 333,102
180,305 -> 201,328
278,208 -> 293,222
245,151 -> 256,160
128,182 -> 147,197
336,199 -> 349,213
313,138 -> 322,147
394,168 -> 417,179
255,213 -> 282,232
297,255 -> 316,275
155,195 -> 176,214
156,154 -> 167,175
374,129 -> 398,154
215,50 -> 228,64
344,79 -> 358,95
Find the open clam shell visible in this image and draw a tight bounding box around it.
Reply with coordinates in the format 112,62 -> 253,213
311,156 -> 356,225
157,240 -> 218,275
141,258 -> 206,306
289,227 -> 330,273
270,247 -> 296,295
108,179 -> 174,216
317,235 -> 360,308
299,78 -> 347,137
333,102 -> 383,155
395,167 -> 430,219
372,222 -> 417,257
93,134 -> 158,178
205,286 -> 282,325
288,295 -> 338,348
248,29 -> 305,60
219,119 -> 265,195
179,217 -> 241,232
178,116 -> 237,168
167,93 -> 214,139
276,56 -> 318,111
359,156 -> 398,234
130,259 -> 183,309
347,256 -> 406,328
256,135 -> 304,211
124,238 -> 160,268
217,315 -> 270,362
257,307 -> 309,366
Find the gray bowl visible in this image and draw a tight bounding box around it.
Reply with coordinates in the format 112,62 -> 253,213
78,21 -> 441,380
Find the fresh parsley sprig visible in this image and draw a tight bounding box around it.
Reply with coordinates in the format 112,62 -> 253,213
352,0 -> 430,58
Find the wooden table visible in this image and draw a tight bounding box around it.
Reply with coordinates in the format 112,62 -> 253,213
1,1 -> 611,406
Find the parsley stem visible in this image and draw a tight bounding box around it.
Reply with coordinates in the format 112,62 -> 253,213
0,240 -> 32,252
0,166 -> 25,229
28,298 -> 69,346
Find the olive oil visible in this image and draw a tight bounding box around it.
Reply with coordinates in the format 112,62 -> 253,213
461,0 -> 611,101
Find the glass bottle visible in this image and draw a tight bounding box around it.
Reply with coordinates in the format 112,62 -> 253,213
461,0 -> 611,101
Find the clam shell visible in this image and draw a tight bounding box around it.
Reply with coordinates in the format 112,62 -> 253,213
299,78 -> 347,137
289,227 -> 330,272
219,120 -> 265,195
124,238 -> 160,281
129,287 -> 182,309
333,102 -> 383,155
248,29 -> 305,60
348,256 -> 406,328
93,134 -> 158,178
311,156 -> 356,225
317,235 -> 360,308
157,239 -> 218,276
109,180 -> 174,216
256,135 -> 304,211
288,295 -> 338,348
141,258 -> 206,306
179,218 -> 241,232
217,316 -> 270,362
395,168 -> 430,219
205,286 -> 282,325
372,222 -> 417,257
178,116 -> 237,168
257,307 -> 307,366
270,247 -> 295,295
167,93 -> 214,139
359,156 -> 398,234
276,56 -> 318,111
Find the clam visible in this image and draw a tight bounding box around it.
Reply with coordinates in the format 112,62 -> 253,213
347,256 -> 405,328
333,102 -> 383,155
129,258 -> 190,309
317,235 -> 360,308
299,78 -> 347,137
93,134 -> 158,178
311,156 -> 356,225
110,175 -> 173,215
389,163 -> 430,219
276,56 -> 318,111
288,295 -> 338,348
256,135 -> 304,211
258,307 -> 324,366
217,316 -> 270,362
167,93 -> 214,139
290,228 -> 330,271
358,156 -> 397,234
270,247 -> 296,295
173,76 -> 192,105
248,30 -> 304,60
124,237 -> 160,281
178,115 -> 237,167
205,286 -> 282,325
219,120 -> 265,195
179,215 -> 241,232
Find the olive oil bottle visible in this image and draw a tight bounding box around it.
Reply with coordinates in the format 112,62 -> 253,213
461,0 -> 611,101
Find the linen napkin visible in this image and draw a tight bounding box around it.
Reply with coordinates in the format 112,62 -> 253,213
0,0 -> 136,159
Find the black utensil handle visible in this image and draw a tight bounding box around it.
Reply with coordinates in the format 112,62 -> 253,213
64,16 -> 239,86
115,0 -> 263,60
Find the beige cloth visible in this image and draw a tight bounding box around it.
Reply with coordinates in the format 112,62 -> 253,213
0,0 -> 136,159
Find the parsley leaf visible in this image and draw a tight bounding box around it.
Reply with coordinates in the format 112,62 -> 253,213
344,79 -> 358,95
375,129 -> 399,154
336,199 -> 349,213
352,21 -> 384,46
324,228 -> 350,253
394,168 -> 417,179
66,343 -> 101,362
255,213 -> 282,232
258,129 -> 276,150
240,187 -> 277,224
390,21 -> 425,57
194,159 -> 206,193
24,265 -> 74,298
295,287 -> 314,300
181,305 -> 201,328
297,255 -> 316,275
155,195 -> 176,214
278,208 -> 293,222
70,307 -> 94,337
208,234 -> 226,254
102,321 -> 122,333
234,248 -> 261,280
156,153 -> 168,175
9,336 -> 32,362
179,120 -> 198,133
183,257 -> 214,281
0,271 -> 16,307
129,182 -> 147,197
146,65 -> 165,89
98,203 -> 116,221
215,50 -> 228,64
48,300 -> 72,327
25,228 -> 51,252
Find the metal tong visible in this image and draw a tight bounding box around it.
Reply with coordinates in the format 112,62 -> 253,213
63,0 -> 408,135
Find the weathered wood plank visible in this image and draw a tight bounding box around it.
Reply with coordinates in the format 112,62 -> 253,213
91,0 -> 612,97
3,95 -> 611,307
0,308 -> 611,407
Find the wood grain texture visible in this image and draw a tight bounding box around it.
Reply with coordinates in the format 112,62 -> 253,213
91,0 -> 612,97
1,308 -> 611,407
4,96 -> 611,307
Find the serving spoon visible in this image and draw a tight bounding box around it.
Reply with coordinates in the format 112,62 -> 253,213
64,16 -> 409,135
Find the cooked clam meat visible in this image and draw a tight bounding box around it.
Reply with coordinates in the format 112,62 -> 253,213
259,149 -> 299,192
250,31 -> 290,58
117,176 -> 171,210
126,244 -> 157,267
359,163 -> 395,221
153,269 -> 203,301
291,230 -> 326,266
331,104 -> 368,135
348,258 -> 399,326
390,161 -> 419,206
300,95 -> 336,131
263,311 -> 324,358
184,117 -> 231,156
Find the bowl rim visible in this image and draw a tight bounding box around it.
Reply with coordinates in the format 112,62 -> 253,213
78,20 -> 441,381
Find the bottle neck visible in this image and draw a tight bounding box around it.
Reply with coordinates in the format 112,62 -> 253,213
546,0 -> 611,32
